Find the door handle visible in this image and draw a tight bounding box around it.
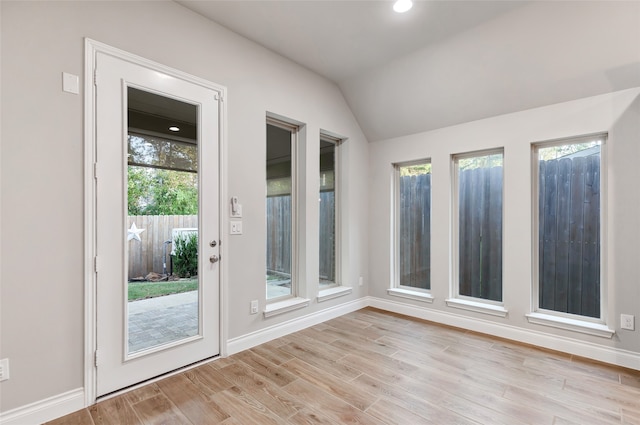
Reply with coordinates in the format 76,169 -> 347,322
209,255 -> 219,263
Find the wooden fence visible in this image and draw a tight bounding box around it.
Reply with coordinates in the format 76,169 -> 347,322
398,169 -> 503,299
319,191 -> 336,281
538,155 -> 600,318
127,215 -> 197,278
458,166 -> 503,301
266,196 -> 292,276
398,174 -> 431,289
266,192 -> 336,281
399,156 -> 599,317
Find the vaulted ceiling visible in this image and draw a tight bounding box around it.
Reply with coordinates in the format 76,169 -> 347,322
177,1 -> 640,142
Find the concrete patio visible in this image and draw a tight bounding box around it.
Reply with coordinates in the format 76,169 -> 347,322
128,291 -> 198,353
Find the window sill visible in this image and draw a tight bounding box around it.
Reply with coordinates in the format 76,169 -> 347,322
445,298 -> 508,318
263,297 -> 310,318
317,286 -> 352,303
388,288 -> 434,303
526,312 -> 615,339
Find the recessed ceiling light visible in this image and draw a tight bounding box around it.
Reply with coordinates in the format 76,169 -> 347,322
393,0 -> 413,13
169,126 -> 180,132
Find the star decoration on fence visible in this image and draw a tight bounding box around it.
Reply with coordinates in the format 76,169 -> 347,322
127,222 -> 145,241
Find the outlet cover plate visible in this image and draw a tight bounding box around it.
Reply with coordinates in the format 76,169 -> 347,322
621,314 -> 635,330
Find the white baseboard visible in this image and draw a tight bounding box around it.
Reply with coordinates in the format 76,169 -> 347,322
227,297 -> 368,355
369,296 -> 640,371
0,388 -> 85,425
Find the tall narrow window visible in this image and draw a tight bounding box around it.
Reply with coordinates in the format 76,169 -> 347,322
534,135 -> 604,319
395,160 -> 431,291
454,150 -> 503,303
266,119 -> 297,301
319,135 -> 340,289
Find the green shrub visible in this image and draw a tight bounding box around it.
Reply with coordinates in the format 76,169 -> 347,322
173,233 -> 198,278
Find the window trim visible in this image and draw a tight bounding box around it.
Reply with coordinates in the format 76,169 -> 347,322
388,287 -> 434,303
318,133 -> 342,291
266,116 -> 300,303
450,148 -> 505,308
263,297 -> 310,318
530,132 -> 608,326
317,286 -> 352,303
392,158 -> 432,294
525,312 -> 614,338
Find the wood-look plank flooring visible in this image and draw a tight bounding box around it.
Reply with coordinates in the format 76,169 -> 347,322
47,308 -> 640,424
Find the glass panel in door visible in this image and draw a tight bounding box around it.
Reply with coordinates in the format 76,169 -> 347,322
126,87 -> 200,354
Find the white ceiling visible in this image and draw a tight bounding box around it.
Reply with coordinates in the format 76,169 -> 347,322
177,0 -> 640,142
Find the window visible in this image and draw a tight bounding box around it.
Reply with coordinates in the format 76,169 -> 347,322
319,135 -> 340,289
266,119 -> 298,301
453,150 -> 503,304
533,134 -> 604,320
394,160 -> 432,292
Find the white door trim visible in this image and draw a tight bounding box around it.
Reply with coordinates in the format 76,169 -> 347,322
83,38 -> 228,405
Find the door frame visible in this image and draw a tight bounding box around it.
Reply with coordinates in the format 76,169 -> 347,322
83,38 -> 228,405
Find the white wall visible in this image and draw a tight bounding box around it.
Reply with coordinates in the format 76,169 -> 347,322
341,1 -> 640,142
369,88 -> 640,355
0,1 -> 369,413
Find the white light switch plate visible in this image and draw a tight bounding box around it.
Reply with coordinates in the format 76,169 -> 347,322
230,221 -> 243,235
62,72 -> 79,94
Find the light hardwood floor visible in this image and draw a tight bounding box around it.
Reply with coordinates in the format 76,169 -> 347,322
47,307 -> 640,424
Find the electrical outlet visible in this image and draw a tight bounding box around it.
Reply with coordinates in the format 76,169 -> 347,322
359,276 -> 363,287
250,300 -> 258,315
621,314 -> 635,331
0,358 -> 9,382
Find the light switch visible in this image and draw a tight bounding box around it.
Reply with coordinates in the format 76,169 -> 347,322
62,72 -> 79,94
230,221 -> 243,235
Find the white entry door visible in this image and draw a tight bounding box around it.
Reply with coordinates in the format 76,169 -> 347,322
94,51 -> 221,396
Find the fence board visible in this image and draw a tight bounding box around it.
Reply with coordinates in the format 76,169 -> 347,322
538,160 -> 547,306
567,157 -> 586,315
554,158 -> 572,311
541,159 -> 558,310
422,174 -> 431,289
399,178 -> 410,285
410,176 -> 418,287
487,166 -> 503,302
480,169 -> 491,299
581,155 -> 600,317
471,168 -> 483,298
458,171 -> 471,296
410,175 -> 419,287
